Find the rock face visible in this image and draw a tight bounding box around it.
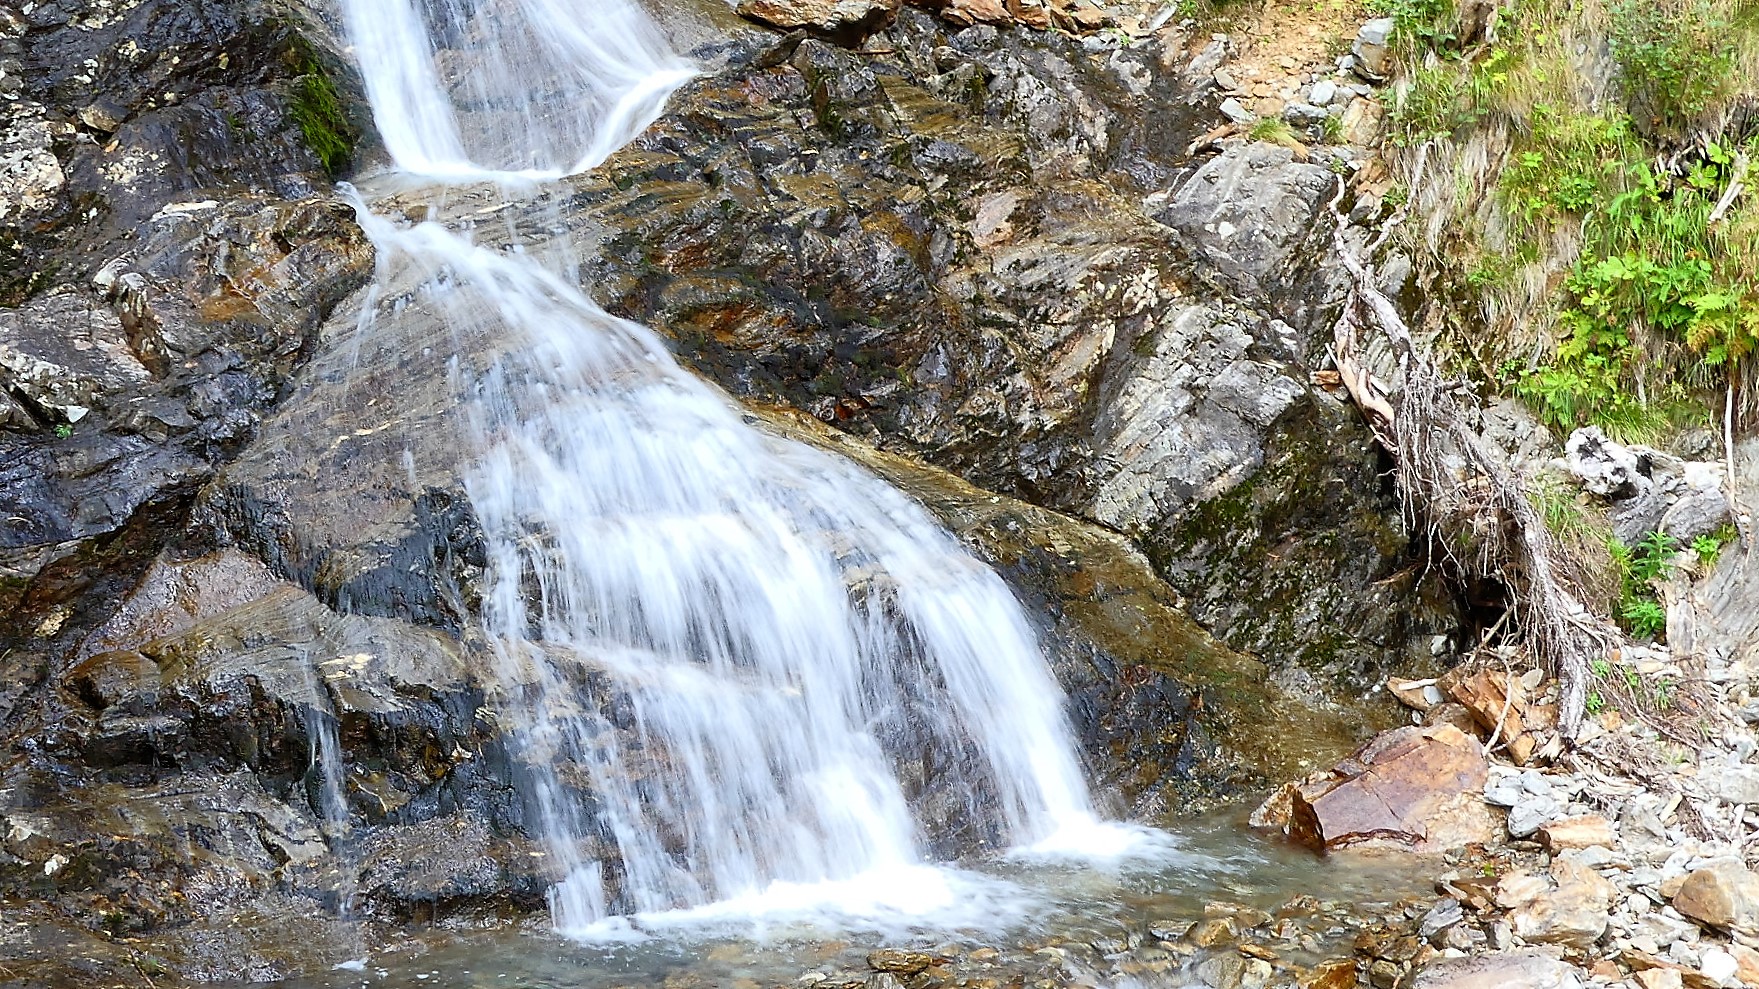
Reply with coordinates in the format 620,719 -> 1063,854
568,14 -> 1444,684
0,0 -> 358,303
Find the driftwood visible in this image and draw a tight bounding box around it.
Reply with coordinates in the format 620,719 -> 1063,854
1326,178 -> 1616,738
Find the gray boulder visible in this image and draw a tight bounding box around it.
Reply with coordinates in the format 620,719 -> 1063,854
1351,18 -> 1396,81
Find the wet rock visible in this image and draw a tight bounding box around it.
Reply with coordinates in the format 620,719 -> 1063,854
1407,949 -> 1588,988
549,11 -> 1433,692
0,107 -> 65,225
349,815 -> 546,914
1254,724 -> 1496,852
868,949 -> 935,975
0,194 -> 371,647
0,288 -> 152,424
1302,958 -> 1358,989
1,0 -> 362,301
1418,898 -> 1464,941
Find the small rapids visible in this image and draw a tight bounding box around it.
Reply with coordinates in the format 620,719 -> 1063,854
333,0 -> 1173,938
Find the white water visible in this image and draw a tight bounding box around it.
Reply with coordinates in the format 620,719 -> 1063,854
338,0 -> 1153,936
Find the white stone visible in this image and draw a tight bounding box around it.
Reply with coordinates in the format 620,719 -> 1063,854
1702,948 -> 1739,986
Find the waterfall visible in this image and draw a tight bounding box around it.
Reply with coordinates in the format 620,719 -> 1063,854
336,0 -> 1139,934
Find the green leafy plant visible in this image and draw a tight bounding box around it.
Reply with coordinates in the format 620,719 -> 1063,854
1610,531 -> 1677,639
1368,0 -> 1457,49
1690,523 -> 1740,568
1607,0 -> 1738,133
53,424 -> 72,439
1586,690 -> 1606,715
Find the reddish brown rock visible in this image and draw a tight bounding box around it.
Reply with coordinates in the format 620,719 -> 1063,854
1302,958 -> 1358,989
737,0 -> 902,40
1508,857 -> 1615,949
1005,0 -> 1053,28
1253,724 -> 1496,852
931,0 -> 1012,23
1671,862 -> 1759,931
1728,942 -> 1759,986
1441,667 -> 1556,766
1634,969 -> 1684,989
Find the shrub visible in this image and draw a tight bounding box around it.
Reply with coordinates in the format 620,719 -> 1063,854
1607,0 -> 1738,133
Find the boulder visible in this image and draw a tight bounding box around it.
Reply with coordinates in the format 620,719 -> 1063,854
1253,724 -> 1497,852
1508,857 -> 1614,949
1670,861 -> 1759,931
1567,426 -> 1644,498
1660,486 -> 1733,544
1408,949 -> 1587,988
1350,18 -> 1396,81
737,0 -> 902,40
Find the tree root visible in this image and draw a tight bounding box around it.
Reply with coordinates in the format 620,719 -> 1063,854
1326,177 -> 1617,739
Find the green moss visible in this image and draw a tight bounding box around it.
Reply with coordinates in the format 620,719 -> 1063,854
288,57 -> 357,177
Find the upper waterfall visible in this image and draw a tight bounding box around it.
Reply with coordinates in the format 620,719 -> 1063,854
343,0 -> 695,180
335,0 -> 1145,933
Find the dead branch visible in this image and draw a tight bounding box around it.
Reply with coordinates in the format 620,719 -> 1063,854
1327,177 -> 1617,739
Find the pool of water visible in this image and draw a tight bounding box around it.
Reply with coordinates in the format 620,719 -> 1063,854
276,817 -> 1432,989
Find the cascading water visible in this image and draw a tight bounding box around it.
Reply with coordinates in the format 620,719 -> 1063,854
336,0 -> 1144,935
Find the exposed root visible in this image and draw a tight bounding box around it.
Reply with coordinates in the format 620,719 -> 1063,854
1327,175 -> 1618,739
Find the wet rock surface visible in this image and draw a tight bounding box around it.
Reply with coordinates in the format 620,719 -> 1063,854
0,0 -> 358,303
0,0 -> 1456,982
538,10 -> 1440,685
